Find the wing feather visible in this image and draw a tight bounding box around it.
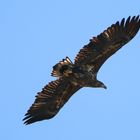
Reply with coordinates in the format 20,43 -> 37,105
74,16 -> 140,71
23,78 -> 81,124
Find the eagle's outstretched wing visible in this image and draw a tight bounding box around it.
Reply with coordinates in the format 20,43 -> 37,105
23,78 -> 81,125
75,16 -> 140,72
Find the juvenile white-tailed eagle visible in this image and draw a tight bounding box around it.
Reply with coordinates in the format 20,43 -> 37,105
23,16 -> 140,124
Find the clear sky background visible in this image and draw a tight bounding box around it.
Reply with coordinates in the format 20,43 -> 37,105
0,0 -> 140,140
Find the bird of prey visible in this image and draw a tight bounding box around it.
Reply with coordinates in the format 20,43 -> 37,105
23,16 -> 140,125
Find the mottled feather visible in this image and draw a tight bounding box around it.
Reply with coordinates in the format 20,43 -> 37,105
75,16 -> 140,72
23,78 -> 81,124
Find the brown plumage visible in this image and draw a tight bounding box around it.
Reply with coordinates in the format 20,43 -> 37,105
23,16 -> 140,124
23,78 -> 81,124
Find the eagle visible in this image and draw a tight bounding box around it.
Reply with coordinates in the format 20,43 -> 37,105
23,16 -> 140,125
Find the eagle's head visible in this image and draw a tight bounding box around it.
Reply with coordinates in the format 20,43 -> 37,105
94,80 -> 107,89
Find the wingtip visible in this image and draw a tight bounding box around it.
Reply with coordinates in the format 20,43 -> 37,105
22,115 -> 31,125
23,115 -> 36,125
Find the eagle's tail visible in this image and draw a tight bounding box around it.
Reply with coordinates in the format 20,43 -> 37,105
51,57 -> 73,77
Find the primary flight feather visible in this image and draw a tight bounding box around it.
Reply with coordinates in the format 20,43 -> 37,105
23,16 -> 140,125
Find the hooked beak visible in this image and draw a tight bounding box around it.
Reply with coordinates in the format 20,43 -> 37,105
102,84 -> 107,89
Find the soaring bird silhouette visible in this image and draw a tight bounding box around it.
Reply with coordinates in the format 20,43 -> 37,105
23,16 -> 140,125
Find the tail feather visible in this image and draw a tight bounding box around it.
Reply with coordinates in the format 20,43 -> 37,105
51,57 -> 73,77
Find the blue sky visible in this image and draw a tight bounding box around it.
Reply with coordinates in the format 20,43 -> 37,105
1,0 -> 140,139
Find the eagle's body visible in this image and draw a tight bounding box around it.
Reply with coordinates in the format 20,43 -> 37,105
23,16 -> 140,124
52,57 -> 105,88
